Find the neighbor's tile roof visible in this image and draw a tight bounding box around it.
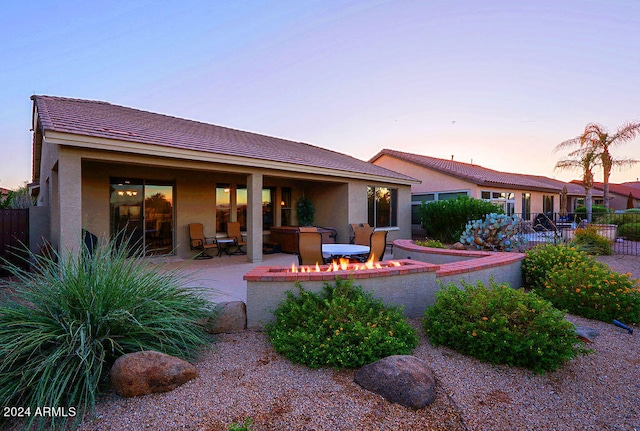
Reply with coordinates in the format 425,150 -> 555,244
588,182 -> 640,199
370,149 -> 596,195
32,95 -> 416,182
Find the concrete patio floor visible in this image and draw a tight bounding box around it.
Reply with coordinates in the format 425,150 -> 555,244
147,252 -> 299,304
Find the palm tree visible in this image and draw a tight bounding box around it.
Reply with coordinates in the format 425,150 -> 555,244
555,149 -> 598,222
556,122 -> 640,209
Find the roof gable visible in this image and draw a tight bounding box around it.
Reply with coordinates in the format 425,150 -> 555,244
32,95 -> 416,183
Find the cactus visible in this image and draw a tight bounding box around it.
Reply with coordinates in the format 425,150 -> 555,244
460,213 -> 527,251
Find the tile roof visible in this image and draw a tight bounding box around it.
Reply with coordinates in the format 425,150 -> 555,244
370,149 -> 599,195
32,95 -> 416,182
589,182 -> 640,199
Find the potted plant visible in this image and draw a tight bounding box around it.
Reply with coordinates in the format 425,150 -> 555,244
297,197 -> 315,226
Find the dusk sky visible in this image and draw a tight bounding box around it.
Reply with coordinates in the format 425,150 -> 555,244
1,1 -> 639,190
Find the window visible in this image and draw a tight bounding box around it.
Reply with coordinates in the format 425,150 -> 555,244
543,195 -> 554,214
216,184 -> 232,232
367,186 -> 397,228
481,190 -> 515,215
110,178 -> 174,256
216,185 -> 274,232
438,191 -> 468,200
262,188 -> 275,230
281,187 -> 292,226
521,193 -> 531,220
411,194 -> 434,224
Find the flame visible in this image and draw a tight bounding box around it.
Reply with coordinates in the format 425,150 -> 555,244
288,254 -> 402,273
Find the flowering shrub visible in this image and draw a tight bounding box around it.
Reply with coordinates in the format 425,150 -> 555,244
266,279 -> 418,369
522,244 -> 640,323
568,225 -> 612,255
414,238 -> 446,249
460,213 -> 527,251
521,244 -> 590,290
423,280 -> 587,373
543,262 -> 640,323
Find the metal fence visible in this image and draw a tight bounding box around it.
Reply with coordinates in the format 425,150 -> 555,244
0,208 -> 30,275
520,211 -> 640,256
412,210 -> 640,256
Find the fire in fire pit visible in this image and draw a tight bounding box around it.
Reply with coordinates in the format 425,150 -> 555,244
289,256 -> 402,273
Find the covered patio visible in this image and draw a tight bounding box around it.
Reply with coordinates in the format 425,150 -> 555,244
29,95 -> 417,262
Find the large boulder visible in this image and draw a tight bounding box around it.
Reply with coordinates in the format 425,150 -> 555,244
207,301 -> 247,334
354,355 -> 436,409
111,350 -> 198,397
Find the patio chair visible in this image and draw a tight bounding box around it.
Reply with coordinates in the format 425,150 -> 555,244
189,223 -> 218,259
349,223 -> 359,243
297,231 -> 324,265
354,225 -> 374,246
226,221 -> 247,254
365,229 -> 388,262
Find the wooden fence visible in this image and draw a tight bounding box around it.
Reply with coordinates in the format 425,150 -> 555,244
0,208 -> 29,275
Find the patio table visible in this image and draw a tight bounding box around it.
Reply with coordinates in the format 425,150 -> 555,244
216,239 -> 235,257
322,244 -> 369,260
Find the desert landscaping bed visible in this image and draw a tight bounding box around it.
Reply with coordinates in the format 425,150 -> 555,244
4,255 -> 640,431
67,313 -> 638,431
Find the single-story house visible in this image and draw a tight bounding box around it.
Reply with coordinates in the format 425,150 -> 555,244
572,181 -> 640,210
30,95 -> 418,262
369,149 -> 602,227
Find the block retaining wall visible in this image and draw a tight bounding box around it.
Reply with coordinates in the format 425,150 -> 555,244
244,240 -> 525,328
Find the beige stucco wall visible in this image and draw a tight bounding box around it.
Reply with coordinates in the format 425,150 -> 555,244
38,147 -> 411,259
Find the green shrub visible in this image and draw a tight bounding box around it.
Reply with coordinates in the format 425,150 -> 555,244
0,236 -> 214,430
266,279 -> 418,369
618,223 -> 640,241
423,280 -> 586,373
574,204 -> 609,223
414,238 -> 446,249
542,261 -> 640,323
568,225 -> 612,255
416,196 -> 502,243
521,244 -> 593,290
598,212 -> 639,226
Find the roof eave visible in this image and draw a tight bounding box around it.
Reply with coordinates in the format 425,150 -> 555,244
43,131 -> 419,186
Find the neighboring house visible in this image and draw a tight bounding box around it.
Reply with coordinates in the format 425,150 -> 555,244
576,181 -> 640,210
369,149 -> 602,226
30,95 -> 417,261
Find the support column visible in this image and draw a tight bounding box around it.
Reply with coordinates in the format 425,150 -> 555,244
246,173 -> 263,263
57,149 -> 83,256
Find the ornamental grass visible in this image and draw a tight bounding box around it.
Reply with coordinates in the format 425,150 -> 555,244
0,235 -> 214,430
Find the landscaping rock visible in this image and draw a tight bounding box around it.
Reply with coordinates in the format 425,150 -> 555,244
354,355 -> 437,409
111,350 -> 197,397
575,326 -> 600,343
452,242 -> 466,250
207,301 -> 247,333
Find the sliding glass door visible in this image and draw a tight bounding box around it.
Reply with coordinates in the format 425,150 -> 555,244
110,178 -> 173,255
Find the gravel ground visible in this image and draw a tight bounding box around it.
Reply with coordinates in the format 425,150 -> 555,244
8,256 -> 640,431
